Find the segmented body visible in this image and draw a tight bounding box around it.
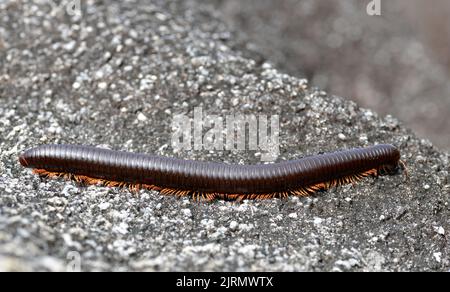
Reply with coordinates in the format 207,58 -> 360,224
19,144 -> 403,201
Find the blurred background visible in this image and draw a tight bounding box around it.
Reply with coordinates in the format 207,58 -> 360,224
212,0 -> 450,151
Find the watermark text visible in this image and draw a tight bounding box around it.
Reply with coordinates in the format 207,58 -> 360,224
172,107 -> 279,162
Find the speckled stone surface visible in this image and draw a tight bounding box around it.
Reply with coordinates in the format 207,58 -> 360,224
0,0 -> 449,271
212,0 -> 450,151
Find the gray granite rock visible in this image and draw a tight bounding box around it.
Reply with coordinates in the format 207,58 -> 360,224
213,0 -> 450,151
0,0 -> 448,271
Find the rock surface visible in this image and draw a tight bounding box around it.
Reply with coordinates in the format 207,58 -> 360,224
0,0 -> 449,271
213,0 -> 450,151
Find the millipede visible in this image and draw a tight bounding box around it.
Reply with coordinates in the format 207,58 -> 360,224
18,144 -> 406,201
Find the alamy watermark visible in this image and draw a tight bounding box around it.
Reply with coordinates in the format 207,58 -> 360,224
171,107 -> 280,162
40,0 -> 82,17
66,251 -> 81,272
366,0 -> 381,16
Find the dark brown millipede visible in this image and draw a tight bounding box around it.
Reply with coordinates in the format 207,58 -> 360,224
18,144 -> 406,201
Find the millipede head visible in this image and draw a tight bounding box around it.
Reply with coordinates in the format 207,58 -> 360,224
398,160 -> 409,180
